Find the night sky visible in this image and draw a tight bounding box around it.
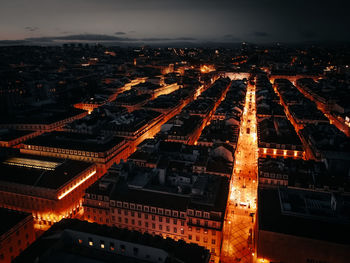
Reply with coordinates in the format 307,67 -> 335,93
0,0 -> 349,44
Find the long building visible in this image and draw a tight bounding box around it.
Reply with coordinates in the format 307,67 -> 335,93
0,208 -> 36,263
0,154 -> 96,229
83,163 -> 229,263
14,219 -> 210,263
19,131 -> 130,174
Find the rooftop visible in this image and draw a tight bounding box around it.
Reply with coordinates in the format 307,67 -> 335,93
23,131 -> 125,153
14,219 -> 210,263
0,208 -> 31,238
258,187 -> 350,244
0,154 -> 94,189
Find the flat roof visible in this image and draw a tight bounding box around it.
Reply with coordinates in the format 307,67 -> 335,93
0,129 -> 35,142
0,107 -> 86,125
0,208 -> 31,238
0,155 -> 94,189
23,131 -> 125,152
258,187 -> 350,244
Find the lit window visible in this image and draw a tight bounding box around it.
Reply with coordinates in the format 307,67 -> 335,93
88,238 -> 93,246
100,240 -> 105,249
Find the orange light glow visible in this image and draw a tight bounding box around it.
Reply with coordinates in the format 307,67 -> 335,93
273,149 -> 277,155
200,64 -> 215,73
283,150 -> 287,156
263,148 -> 267,154
294,151 -> 298,157
58,170 -> 96,200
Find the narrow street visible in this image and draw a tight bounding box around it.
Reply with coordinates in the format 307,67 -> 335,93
221,79 -> 258,263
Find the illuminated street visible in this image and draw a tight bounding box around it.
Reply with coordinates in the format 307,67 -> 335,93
221,79 -> 258,263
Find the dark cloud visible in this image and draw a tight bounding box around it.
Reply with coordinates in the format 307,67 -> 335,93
24,26 -> 39,32
0,40 -> 29,45
25,34 -> 196,43
299,29 -> 317,39
115,32 -> 126,35
252,31 -> 269,37
27,34 -> 131,42
223,34 -> 241,41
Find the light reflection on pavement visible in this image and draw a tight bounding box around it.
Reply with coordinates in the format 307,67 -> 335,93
221,79 -> 258,263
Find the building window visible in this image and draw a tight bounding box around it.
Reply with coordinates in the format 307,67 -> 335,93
138,212 -> 142,218
123,202 -> 129,208
188,235 -> 192,240
120,244 -> 125,252
173,219 -> 177,225
159,216 -> 163,222
204,237 -> 208,243
212,230 -> 216,236
152,223 -> 156,229
157,208 -> 163,215
174,227 -> 177,233
100,240 -> 105,249
203,212 -> 210,218
144,206 -> 149,212
166,226 -> 170,232
138,220 -> 142,226
196,236 -> 200,241
130,203 -> 135,209
133,247 -> 139,255
165,210 -> 171,216
137,205 -> 142,211
124,210 -> 128,216
172,211 -> 178,217
88,238 -> 93,246
145,214 -> 148,219
159,225 -> 163,230
110,242 -> 115,251
152,215 -> 155,221
211,239 -> 216,245
166,217 -> 170,224
125,218 -> 128,224
131,211 -> 135,217
188,209 -> 194,216
188,226 -> 192,231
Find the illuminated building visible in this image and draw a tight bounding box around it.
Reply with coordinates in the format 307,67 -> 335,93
0,208 -> 35,263
20,131 -> 130,175
83,164 -> 229,263
0,154 -> 96,229
14,219 -> 210,263
258,157 -> 328,189
0,108 -> 87,132
257,188 -> 350,263
257,117 -> 304,159
0,129 -> 40,148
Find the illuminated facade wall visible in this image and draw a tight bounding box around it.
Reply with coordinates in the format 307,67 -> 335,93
258,146 -> 304,159
83,196 -> 223,263
0,112 -> 87,132
0,165 -> 97,230
0,212 -> 35,263
19,140 -> 130,175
